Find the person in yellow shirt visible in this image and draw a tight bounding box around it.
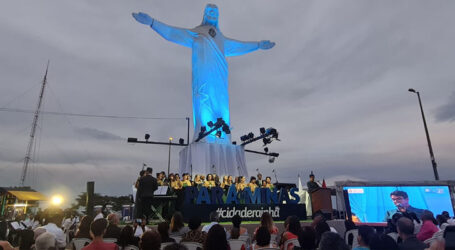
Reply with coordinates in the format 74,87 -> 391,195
171,174 -> 183,190
194,175 -> 203,186
203,174 -> 215,188
236,176 -> 247,191
265,176 -> 274,190
220,176 -> 229,189
182,173 -> 192,187
248,176 -> 257,193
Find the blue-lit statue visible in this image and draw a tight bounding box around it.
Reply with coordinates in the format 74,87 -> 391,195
133,4 -> 275,144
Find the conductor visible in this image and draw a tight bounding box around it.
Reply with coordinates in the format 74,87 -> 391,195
137,167 -> 158,223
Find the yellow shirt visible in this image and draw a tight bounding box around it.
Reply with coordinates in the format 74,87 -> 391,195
203,181 -> 216,188
236,183 -> 247,191
182,180 -> 192,187
171,180 -> 183,190
248,183 -> 257,192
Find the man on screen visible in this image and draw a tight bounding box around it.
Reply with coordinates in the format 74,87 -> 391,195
385,190 -> 425,221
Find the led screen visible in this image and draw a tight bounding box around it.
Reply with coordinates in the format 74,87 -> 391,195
343,186 -> 454,223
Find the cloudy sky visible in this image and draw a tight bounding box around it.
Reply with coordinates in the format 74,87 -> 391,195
1,1 -> 454,205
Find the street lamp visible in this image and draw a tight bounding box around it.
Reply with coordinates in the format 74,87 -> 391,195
408,88 -> 439,180
167,137 -> 173,176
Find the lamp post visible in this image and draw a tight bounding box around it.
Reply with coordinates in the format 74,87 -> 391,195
408,88 -> 439,180
167,137 -> 173,177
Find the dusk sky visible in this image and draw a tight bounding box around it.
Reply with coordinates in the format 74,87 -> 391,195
1,1 -> 454,206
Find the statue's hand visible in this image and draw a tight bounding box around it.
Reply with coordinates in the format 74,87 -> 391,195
132,12 -> 154,25
259,40 -> 275,50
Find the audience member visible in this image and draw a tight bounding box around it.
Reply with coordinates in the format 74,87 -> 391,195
314,220 -> 331,246
204,224 -> 228,250
202,212 -> 220,233
344,219 -> 357,246
75,215 -> 93,239
117,225 -> 139,248
294,226 -> 316,250
38,212 -> 66,249
368,233 -> 398,250
231,215 -> 248,237
254,212 -> 278,241
318,232 -> 349,250
82,218 -> 118,250
0,240 -> 14,250
18,229 -> 34,250
140,230 -> 161,250
248,177 -> 257,192
353,225 -> 375,250
417,210 -> 438,242
181,217 -> 207,244
158,222 -> 176,243
104,213 -> 121,240
280,215 -> 302,250
94,207 -> 104,221
396,217 -> 426,250
436,214 -> 449,230
133,219 -> 149,238
163,243 -> 189,250
255,226 -> 277,249
169,212 -> 188,236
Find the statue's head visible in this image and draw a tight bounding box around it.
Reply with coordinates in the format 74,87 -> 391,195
202,4 -> 219,28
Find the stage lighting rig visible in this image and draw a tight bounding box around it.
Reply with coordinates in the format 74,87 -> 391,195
145,133 -> 150,142
179,138 -> 185,145
240,127 -> 279,146
195,117 -> 230,142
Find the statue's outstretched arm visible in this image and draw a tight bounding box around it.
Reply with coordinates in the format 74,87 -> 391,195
133,12 -> 195,48
224,38 -> 275,57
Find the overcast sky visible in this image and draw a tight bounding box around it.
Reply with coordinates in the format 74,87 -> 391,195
1,1 -> 454,206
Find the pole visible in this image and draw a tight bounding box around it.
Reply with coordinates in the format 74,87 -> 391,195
86,181 -> 94,217
167,138 -> 173,176
416,92 -> 439,180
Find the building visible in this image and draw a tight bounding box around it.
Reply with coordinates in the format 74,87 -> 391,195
0,186 -> 47,218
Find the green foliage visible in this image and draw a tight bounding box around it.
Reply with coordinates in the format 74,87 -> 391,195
71,192 -> 132,212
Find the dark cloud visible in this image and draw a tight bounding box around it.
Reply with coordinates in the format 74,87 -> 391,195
75,127 -> 123,141
435,92 -> 455,122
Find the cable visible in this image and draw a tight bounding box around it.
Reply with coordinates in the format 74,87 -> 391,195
0,107 -> 186,120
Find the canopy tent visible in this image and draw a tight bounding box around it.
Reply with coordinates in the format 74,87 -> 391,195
8,190 -> 47,201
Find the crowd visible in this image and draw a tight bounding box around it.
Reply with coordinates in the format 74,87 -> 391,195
136,170 -> 275,193
1,207 -> 454,250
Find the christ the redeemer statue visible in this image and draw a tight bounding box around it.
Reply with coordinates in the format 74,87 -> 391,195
133,4 -> 275,144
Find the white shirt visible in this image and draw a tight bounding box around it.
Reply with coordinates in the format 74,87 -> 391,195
201,222 -> 218,233
94,212 -> 104,221
40,223 -> 66,248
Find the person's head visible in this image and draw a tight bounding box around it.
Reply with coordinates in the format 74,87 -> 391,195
19,229 -> 34,250
170,212 -> 184,232
241,176 -> 246,183
140,230 -> 161,250
309,173 -> 315,182
250,176 -> 256,184
260,212 -> 274,232
287,215 -> 302,236
209,211 -> 220,223
34,232 -> 55,250
118,225 -> 135,247
232,214 -> 242,229
163,243 -> 189,250
204,224 -> 228,250
200,175 -> 205,180
139,170 -> 145,177
266,176 -> 272,184
188,217 -> 201,231
169,173 -> 175,181
202,4 -> 219,28
194,175 -> 200,181
77,215 -> 93,235
158,222 -> 170,239
357,225 -> 375,247
390,190 -> 409,209
262,182 -> 267,188
442,211 -> 451,219
315,220 -> 331,245
45,212 -> 63,225
228,175 -> 233,182
230,227 -> 240,239
107,213 -> 119,226
183,174 -> 189,181
146,167 -> 153,175
298,226 -> 317,250
318,232 -> 349,250
368,233 -> 398,250
206,174 -> 213,181
256,226 -> 271,247
257,173 -> 263,180
223,176 -> 228,183
421,210 -> 436,223
90,218 -> 108,239
396,217 -> 414,239
436,214 -> 448,226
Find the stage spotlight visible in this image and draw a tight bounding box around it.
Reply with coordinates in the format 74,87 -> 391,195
200,126 -> 206,133
232,141 -> 237,145
222,124 -> 231,134
51,195 -> 64,206
240,135 -> 247,141
144,134 -> 150,141
264,147 -> 269,153
127,137 -> 138,143
268,156 -> 275,163
260,127 -> 266,134
179,138 -> 184,145
248,132 -> 254,139
269,152 -> 279,157
263,137 -> 271,146
207,121 -> 214,127
215,131 -> 222,138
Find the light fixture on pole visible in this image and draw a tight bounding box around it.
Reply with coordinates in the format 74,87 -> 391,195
408,88 -> 439,180
167,137 -> 173,176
